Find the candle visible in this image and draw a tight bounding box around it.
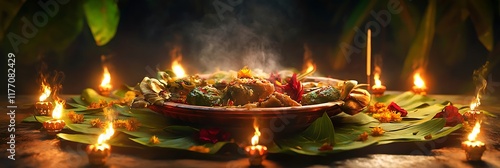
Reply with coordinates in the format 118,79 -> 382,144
371,70 -> 386,96
43,100 -> 65,135
99,66 -> 112,96
35,84 -> 54,116
87,122 -> 114,165
366,29 -> 372,89
462,122 -> 486,161
245,122 -> 268,166
412,72 -> 427,95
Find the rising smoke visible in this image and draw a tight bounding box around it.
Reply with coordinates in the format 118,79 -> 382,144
169,0 -> 301,73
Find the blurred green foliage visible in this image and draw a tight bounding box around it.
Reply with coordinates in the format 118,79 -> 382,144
0,0 -> 119,64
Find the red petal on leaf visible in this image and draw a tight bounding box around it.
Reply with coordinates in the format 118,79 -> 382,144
198,128 -> 230,144
433,103 -> 464,126
282,73 -> 303,102
387,102 -> 408,117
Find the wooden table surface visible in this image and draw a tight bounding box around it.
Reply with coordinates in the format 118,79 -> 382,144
1,92 -> 499,168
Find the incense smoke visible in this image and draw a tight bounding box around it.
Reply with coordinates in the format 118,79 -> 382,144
471,62 -> 489,107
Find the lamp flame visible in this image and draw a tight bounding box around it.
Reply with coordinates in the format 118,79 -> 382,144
374,72 -> 382,86
172,60 -> 186,78
413,73 -> 426,88
251,120 -> 261,146
97,122 -> 115,145
100,67 -> 112,88
468,122 -> 481,141
52,100 -> 64,119
39,84 -> 51,101
470,97 -> 480,111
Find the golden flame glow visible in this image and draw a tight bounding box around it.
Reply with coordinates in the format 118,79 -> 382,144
172,60 -> 186,78
100,66 -> 112,88
251,120 -> 261,146
51,100 -> 64,119
97,122 -> 115,145
374,72 -> 382,86
413,73 -> 426,88
468,122 -> 481,141
39,84 -> 51,101
470,98 -> 480,111
305,61 -> 316,74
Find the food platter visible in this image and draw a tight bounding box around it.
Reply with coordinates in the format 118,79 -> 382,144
148,76 -> 366,133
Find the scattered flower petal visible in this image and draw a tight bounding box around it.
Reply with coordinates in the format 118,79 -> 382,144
433,103 -> 464,126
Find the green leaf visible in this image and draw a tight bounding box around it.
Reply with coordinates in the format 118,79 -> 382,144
130,137 -> 229,154
83,0 -> 120,46
332,112 -> 379,125
466,0 -> 493,51
384,118 -> 446,140
301,112 -> 335,144
57,132 -> 143,149
402,0 -> 436,76
22,115 -> 38,123
65,123 -> 103,135
273,113 -> 336,155
79,88 -> 115,105
1,0 -> 84,64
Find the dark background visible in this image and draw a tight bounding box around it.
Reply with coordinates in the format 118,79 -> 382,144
2,0 -> 500,96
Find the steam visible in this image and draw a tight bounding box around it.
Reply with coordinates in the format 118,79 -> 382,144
471,61 -> 489,109
172,1 -> 299,73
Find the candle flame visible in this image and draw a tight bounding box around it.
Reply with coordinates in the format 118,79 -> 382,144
97,122 -> 115,145
51,100 -> 64,119
413,73 -> 426,88
468,122 -> 481,141
39,84 -> 51,101
172,60 -> 186,78
251,120 -> 261,146
100,66 -> 112,88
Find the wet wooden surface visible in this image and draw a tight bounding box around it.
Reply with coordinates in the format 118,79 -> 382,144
1,93 -> 499,168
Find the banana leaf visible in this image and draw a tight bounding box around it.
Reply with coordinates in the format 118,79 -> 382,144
57,132 -> 143,149
83,0 -> 120,46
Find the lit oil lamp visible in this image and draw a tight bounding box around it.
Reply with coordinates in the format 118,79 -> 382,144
412,72 -> 427,95
35,84 -> 53,116
245,123 -> 268,166
99,66 -> 112,96
463,98 -> 483,129
42,100 -> 66,135
371,71 -> 386,96
462,122 -> 486,161
87,122 -> 115,165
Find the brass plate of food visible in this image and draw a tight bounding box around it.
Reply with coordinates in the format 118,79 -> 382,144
136,71 -> 370,133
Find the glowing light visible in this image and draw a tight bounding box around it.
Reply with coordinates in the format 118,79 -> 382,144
305,61 -> 316,74
51,100 -> 64,119
100,67 -> 112,88
374,72 -> 382,86
39,84 -> 51,101
413,73 -> 426,88
251,122 -> 261,146
468,122 -> 481,141
172,60 -> 186,78
97,122 -> 115,146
